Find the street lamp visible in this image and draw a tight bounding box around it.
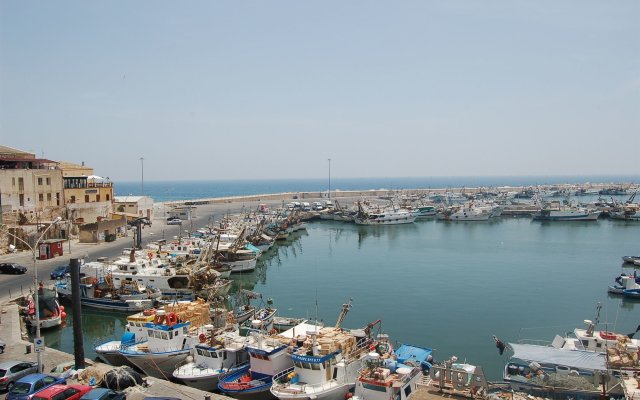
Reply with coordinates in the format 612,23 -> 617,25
2,216 -> 62,373
328,158 -> 331,200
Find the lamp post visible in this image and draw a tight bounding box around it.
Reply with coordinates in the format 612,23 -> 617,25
3,216 -> 62,373
327,158 -> 331,200
140,157 -> 144,196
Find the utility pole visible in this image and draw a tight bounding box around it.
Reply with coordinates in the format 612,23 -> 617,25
70,258 -> 85,369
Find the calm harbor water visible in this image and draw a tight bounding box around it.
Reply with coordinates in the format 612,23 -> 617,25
44,217 -> 640,381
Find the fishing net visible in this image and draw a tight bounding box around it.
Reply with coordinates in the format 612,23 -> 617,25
103,366 -> 144,390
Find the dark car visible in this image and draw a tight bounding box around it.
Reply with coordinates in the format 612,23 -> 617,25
79,388 -> 126,400
0,263 -> 27,274
0,361 -> 38,392
6,373 -> 66,400
50,265 -> 70,280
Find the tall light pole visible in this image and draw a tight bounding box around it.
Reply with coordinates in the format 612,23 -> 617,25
328,158 -> 331,200
140,157 -> 144,196
3,216 -> 62,373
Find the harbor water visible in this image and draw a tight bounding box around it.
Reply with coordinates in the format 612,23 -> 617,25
43,216 -> 640,381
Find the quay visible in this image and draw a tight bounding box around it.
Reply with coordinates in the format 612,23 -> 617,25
0,302 -> 233,399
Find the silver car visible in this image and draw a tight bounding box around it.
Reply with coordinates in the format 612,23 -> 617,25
0,360 -> 38,392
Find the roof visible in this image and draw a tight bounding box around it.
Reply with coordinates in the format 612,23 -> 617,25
508,343 -> 607,371
0,145 -> 34,158
114,196 -> 152,203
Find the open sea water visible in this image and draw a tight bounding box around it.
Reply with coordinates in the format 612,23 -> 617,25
46,216 -> 640,381
115,175 -> 639,202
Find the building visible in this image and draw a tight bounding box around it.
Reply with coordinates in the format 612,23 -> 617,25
114,196 -> 154,220
58,161 -> 114,224
0,145 -> 64,214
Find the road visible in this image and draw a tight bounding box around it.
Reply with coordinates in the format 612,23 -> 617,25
0,199 -> 276,304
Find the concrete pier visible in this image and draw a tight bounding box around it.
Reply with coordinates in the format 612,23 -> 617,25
0,303 -> 232,399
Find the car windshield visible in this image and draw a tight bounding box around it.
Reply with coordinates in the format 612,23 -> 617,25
10,381 -> 33,394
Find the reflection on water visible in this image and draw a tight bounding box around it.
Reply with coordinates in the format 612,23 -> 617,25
43,217 -> 640,380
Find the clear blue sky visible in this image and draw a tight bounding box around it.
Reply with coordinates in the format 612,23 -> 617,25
1,1 -> 638,181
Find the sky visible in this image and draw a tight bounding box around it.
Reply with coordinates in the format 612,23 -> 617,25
1,1 -> 638,182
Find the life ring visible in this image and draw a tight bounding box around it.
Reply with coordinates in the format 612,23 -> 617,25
199,333 -> 207,343
166,312 -> 178,326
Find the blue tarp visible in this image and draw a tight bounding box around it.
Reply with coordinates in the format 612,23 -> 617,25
395,343 -> 433,366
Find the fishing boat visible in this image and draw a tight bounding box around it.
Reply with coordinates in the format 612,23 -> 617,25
608,273 -> 640,296
352,343 -> 433,400
119,299 -> 214,379
354,202 -> 416,225
436,202 -> 499,221
270,299 -> 380,400
503,343 -> 624,399
95,309 -> 158,367
172,328 -> 254,391
622,255 -> 640,264
532,204 -> 601,221
273,316 -> 307,332
25,284 -> 63,331
55,275 -> 159,312
218,323 -> 317,399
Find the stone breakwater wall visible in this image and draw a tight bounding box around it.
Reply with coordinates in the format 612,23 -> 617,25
162,182 -> 636,207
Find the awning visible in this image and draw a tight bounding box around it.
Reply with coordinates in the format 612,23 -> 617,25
508,343 -> 607,371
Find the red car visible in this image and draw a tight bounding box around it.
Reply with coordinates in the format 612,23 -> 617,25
32,384 -> 93,400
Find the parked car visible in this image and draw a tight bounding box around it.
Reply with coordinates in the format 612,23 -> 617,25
166,218 -> 182,225
0,263 -> 27,275
31,384 -> 92,400
79,388 -> 126,400
50,265 -> 70,280
6,373 -> 66,400
0,361 -> 38,392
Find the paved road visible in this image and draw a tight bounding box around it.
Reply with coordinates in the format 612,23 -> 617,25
0,199 -> 280,304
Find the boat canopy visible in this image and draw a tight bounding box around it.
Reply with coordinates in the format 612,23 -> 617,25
508,343 -> 607,371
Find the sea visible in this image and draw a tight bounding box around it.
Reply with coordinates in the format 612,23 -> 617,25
42,176 -> 640,382
114,175 -> 639,203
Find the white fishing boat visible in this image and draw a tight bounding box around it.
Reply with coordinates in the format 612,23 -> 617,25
437,203 -> 495,221
119,299 -> 214,379
270,324 -> 379,400
503,343 -> 623,399
532,204 -> 601,221
218,322 -> 320,399
172,328 -> 254,391
26,285 -> 63,330
95,309 -> 158,367
352,343 -> 433,400
55,275 -> 159,312
354,202 -> 416,225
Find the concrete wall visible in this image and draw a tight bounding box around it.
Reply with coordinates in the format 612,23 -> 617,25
78,218 -> 126,243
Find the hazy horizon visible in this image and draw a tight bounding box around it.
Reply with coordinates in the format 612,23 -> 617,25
2,1 -> 638,181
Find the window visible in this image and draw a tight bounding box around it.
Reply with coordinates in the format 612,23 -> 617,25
47,193 -> 51,202
70,196 -> 76,203
56,192 -> 60,206
96,194 -> 100,202
106,194 -> 110,201
38,177 -> 43,185
19,194 -> 24,206
12,177 -> 15,186
85,195 -> 90,202
39,193 -> 44,202
46,177 -> 50,185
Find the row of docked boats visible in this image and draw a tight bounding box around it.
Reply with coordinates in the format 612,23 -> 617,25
94,297 -> 442,400
47,209 -> 312,313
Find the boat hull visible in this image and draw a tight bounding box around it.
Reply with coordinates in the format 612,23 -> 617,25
122,348 -> 191,379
